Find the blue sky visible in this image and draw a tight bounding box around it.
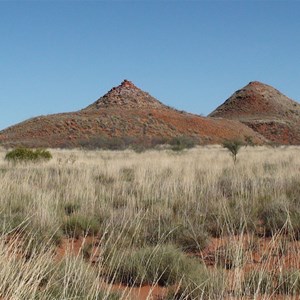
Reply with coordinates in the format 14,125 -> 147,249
1,1 -> 300,130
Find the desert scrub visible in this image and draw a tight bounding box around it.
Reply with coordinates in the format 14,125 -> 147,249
275,270 -> 300,295
5,148 -> 52,163
242,271 -> 274,295
215,242 -> 245,269
1,146 -> 300,298
62,214 -> 101,238
0,234 -> 119,299
142,215 -> 209,252
242,270 -> 300,296
119,167 -> 135,182
169,136 -> 197,151
256,197 -> 299,237
166,268 -> 224,299
102,244 -> 204,286
35,256 -> 120,299
0,203 -> 62,256
203,199 -> 256,237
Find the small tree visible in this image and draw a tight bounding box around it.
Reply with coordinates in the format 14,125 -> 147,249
223,140 -> 243,164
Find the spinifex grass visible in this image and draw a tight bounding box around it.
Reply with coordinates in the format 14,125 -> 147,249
0,145 -> 300,298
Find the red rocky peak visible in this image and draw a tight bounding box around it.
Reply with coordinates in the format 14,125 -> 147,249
120,79 -> 136,88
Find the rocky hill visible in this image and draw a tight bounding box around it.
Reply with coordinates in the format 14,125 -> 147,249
209,81 -> 300,145
0,80 -> 264,148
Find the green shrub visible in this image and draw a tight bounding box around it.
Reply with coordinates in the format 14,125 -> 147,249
62,215 -> 101,238
131,211 -> 208,251
170,226 -> 208,253
167,268 -> 224,299
103,245 -> 203,286
169,136 -> 197,151
5,148 -> 52,163
257,199 -> 288,237
35,256 -> 121,299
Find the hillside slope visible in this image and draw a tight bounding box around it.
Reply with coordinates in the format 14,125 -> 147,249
209,81 -> 300,144
0,80 -> 265,148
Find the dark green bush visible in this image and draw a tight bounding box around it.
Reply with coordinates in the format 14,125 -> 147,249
5,148 -> 52,162
62,215 -> 101,238
169,136 -> 198,151
258,200 -> 288,237
172,226 -> 209,252
103,245 -> 203,286
35,257 -> 121,299
148,223 -> 208,252
167,268 -> 224,299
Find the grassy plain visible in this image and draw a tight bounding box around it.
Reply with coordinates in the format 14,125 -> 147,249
0,145 -> 300,299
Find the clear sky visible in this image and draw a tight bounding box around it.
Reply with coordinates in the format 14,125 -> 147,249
1,1 -> 300,130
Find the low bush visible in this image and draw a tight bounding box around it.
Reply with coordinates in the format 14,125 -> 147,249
257,199 -> 288,237
127,210 -> 208,251
171,226 -> 209,253
5,148 -> 52,163
167,268 -> 224,299
242,270 -> 300,296
276,270 -> 300,295
242,271 -> 273,295
102,244 -> 203,286
36,256 -> 120,299
62,215 -> 101,238
169,136 -> 198,151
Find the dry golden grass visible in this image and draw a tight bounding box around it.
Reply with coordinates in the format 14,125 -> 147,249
0,145 -> 300,299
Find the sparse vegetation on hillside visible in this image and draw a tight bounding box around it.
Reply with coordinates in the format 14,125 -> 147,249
0,80 -> 265,148
0,146 -> 300,299
79,136 -> 169,151
78,135 -> 199,151
210,81 -> 300,145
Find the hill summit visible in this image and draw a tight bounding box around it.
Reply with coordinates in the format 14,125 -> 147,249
209,81 -> 300,144
0,80 -> 264,148
83,80 -> 166,110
